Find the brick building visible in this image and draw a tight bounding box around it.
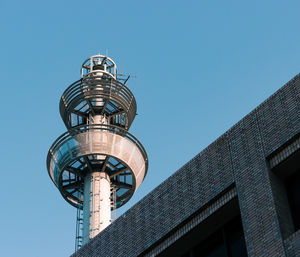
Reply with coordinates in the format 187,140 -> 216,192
72,74 -> 300,257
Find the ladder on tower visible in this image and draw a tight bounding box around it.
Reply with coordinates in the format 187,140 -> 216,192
75,208 -> 83,251
75,186 -> 117,251
111,185 -> 117,222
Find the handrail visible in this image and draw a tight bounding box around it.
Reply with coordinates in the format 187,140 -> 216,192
61,77 -> 135,110
47,124 -> 148,170
59,77 -> 137,128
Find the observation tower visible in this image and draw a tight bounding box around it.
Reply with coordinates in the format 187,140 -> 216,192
46,54 -> 148,250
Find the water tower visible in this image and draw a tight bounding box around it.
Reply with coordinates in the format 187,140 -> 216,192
46,54 -> 148,250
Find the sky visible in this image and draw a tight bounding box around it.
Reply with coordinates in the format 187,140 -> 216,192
1,0 -> 300,256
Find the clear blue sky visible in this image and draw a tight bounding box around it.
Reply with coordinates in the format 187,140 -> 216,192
1,1 -> 300,256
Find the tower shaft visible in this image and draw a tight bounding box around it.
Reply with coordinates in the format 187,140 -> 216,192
83,171 -> 111,243
83,108 -> 111,242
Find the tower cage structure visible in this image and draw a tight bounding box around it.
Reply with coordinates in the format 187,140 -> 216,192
46,54 -> 148,250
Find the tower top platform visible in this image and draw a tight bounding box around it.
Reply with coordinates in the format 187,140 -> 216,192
81,54 -> 117,79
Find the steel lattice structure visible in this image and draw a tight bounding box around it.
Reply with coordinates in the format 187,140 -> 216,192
46,54 -> 148,249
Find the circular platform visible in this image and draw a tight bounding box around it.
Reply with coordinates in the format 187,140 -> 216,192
60,76 -> 136,130
46,124 -> 148,209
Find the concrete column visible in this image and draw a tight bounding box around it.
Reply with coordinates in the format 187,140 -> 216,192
82,108 -> 111,244
83,172 -> 111,243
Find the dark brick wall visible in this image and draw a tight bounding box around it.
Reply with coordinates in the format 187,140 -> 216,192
228,112 -> 286,256
72,74 -> 300,257
285,230 -> 300,256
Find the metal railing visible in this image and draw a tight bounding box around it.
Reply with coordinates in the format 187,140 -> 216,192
47,124 -> 148,186
59,77 -> 136,129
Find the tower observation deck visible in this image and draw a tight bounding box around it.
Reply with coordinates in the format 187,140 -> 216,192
46,54 -> 148,249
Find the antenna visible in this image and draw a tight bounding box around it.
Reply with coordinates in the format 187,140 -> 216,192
46,54 -> 148,250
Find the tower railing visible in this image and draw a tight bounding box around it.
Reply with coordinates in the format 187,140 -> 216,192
60,76 -> 136,130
